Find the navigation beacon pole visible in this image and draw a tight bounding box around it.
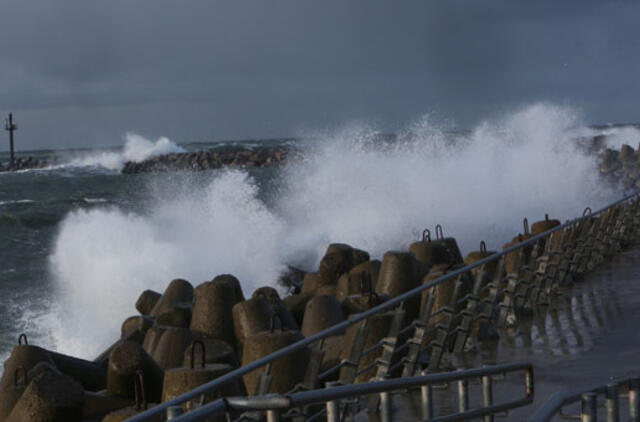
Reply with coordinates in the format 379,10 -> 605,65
5,113 -> 17,169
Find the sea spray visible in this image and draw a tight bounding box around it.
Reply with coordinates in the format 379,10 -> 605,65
41,103 -> 617,360
48,171 -> 285,358
67,133 -> 185,171
278,103 -> 615,265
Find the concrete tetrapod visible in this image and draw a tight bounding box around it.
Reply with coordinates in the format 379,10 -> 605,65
531,214 -> 561,235
0,344 -> 106,393
102,371 -> 163,422
340,311 -> 397,383
0,345 -> 54,391
376,251 -> 422,322
232,296 -> 273,353
149,279 -> 193,318
135,290 -> 162,316
0,367 -> 27,421
6,371 -> 84,422
301,295 -> 346,337
252,287 -> 298,330
106,341 -> 164,403
283,293 -> 313,327
121,316 -> 154,339
162,340 -> 244,416
148,327 -> 194,370
241,317 -> 309,395
190,277 -> 241,346
409,229 -> 455,268
183,336 -> 238,369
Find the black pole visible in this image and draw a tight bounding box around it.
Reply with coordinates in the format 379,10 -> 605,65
5,113 -> 17,168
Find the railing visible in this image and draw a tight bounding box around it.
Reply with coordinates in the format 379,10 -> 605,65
127,191 -> 640,422
168,362 -> 533,422
530,375 -> 640,422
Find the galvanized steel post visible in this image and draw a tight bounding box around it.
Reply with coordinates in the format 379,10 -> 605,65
458,379 -> 469,413
629,379 -> 640,421
482,374 -> 494,422
421,370 -> 433,420
605,383 -> 619,422
581,392 -> 597,422
266,409 -> 281,422
325,381 -> 341,422
379,390 -> 392,422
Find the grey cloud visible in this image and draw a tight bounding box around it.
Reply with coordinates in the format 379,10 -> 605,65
0,0 -> 638,149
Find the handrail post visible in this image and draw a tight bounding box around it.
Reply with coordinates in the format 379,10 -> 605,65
421,369 -> 433,420
629,379 -> 640,421
581,392 -> 597,422
605,383 -> 619,422
266,409 -> 281,422
458,379 -> 469,413
483,374 -> 494,422
325,381 -> 341,422
380,390 -> 392,422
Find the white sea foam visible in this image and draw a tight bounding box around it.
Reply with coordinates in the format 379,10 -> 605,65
67,133 -> 185,171
39,103 -> 617,359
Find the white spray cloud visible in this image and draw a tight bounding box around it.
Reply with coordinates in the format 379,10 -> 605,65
67,133 -> 185,171
39,103 -> 616,360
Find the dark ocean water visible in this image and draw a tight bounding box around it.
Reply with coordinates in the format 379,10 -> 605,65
0,107 -> 637,371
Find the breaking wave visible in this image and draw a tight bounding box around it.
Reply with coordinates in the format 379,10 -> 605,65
67,133 -> 185,171
38,103 -> 619,359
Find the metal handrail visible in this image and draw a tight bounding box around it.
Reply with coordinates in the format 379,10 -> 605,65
127,191 -> 640,422
529,375 -> 640,421
172,361 -> 534,422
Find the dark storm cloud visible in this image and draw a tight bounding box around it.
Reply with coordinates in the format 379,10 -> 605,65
0,0 -> 638,149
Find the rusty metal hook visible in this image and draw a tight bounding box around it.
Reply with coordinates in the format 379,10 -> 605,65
480,241 -> 487,254
134,370 -> 147,411
190,340 -> 206,369
422,229 -> 431,242
270,313 -> 282,333
583,207 -> 592,216
435,224 -> 444,240
14,366 -> 26,387
18,333 -> 28,345
523,218 -> 530,235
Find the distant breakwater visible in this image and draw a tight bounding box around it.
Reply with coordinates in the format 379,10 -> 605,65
0,156 -> 52,172
121,146 -> 295,174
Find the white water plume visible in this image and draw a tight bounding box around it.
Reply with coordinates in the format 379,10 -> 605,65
42,103 -> 617,359
68,133 -> 185,171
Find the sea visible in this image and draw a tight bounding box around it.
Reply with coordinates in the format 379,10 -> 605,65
0,103 -> 638,370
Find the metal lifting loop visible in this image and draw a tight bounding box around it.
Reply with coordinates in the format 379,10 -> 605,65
422,229 -> 431,242
480,241 -> 487,254
18,333 -> 28,345
190,340 -> 206,369
270,313 -> 282,333
523,218 -> 530,235
134,370 -> 147,411
583,207 -> 592,216
14,366 -> 26,387
435,224 -> 444,240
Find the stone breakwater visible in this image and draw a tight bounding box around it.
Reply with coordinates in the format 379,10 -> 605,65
1,184 -> 639,420
121,146 -> 295,174
0,156 -> 51,172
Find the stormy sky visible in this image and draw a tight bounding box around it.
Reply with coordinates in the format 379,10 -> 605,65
0,1 -> 638,150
